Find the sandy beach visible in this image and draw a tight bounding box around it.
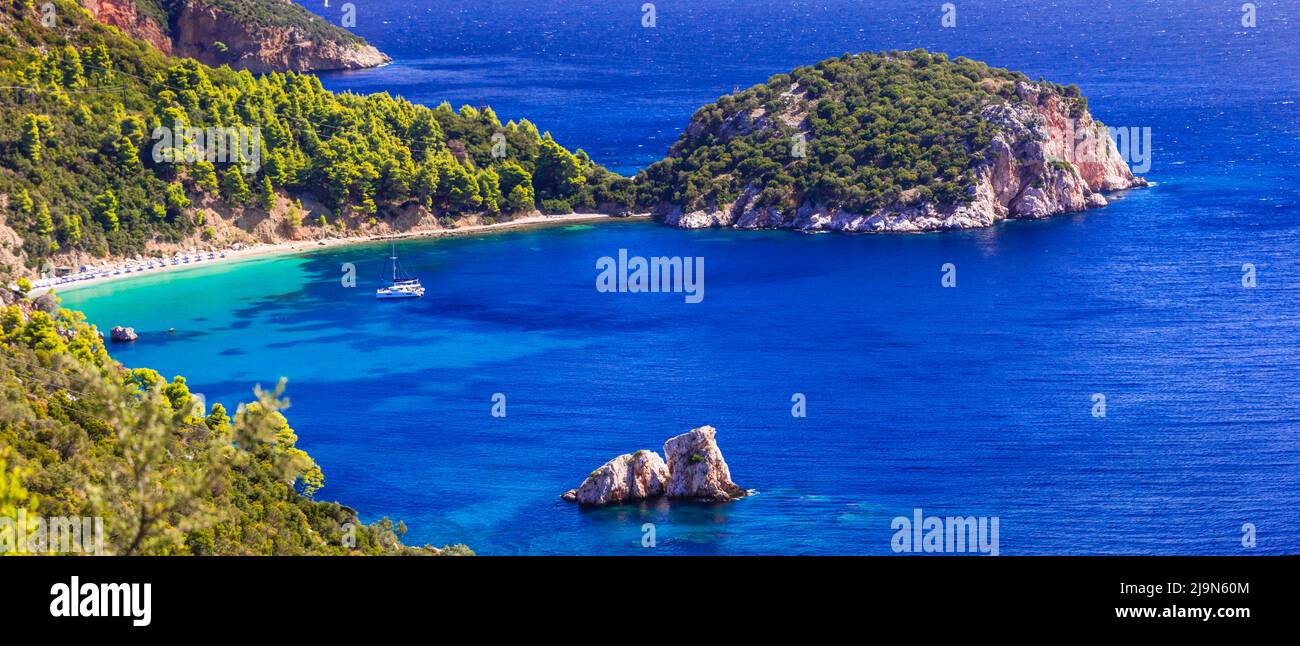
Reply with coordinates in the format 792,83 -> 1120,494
32,213 -> 648,296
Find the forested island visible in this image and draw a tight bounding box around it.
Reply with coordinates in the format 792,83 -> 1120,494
638,49 -> 1145,231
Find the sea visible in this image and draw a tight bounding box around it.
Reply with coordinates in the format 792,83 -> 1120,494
61,0 -> 1300,554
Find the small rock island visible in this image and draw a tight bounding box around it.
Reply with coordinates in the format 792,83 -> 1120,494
109,326 -> 138,343
562,426 -> 748,506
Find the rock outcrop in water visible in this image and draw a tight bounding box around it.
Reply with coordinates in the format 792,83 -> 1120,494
562,450 -> 669,506
109,326 -> 138,342
663,426 -> 747,501
562,425 -> 747,506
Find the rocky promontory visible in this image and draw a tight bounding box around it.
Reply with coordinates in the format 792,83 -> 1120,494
641,50 -> 1147,233
562,426 -> 748,506
82,0 -> 390,73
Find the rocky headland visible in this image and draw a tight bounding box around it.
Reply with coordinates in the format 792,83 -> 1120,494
81,0 -> 390,72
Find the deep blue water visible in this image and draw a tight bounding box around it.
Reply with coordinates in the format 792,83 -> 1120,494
63,0 -> 1300,554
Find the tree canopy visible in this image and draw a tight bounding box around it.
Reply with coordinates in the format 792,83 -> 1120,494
0,1 -> 630,271
0,276 -> 470,555
632,49 -> 1086,215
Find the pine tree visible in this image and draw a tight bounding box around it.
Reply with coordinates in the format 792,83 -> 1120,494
34,202 -> 54,237
58,45 -> 85,88
16,190 -> 34,216
258,176 -> 276,211
413,162 -> 440,207
287,200 -> 304,230
535,134 -> 586,199
19,115 -> 43,164
92,191 -> 119,232
58,212 -> 82,247
165,183 -> 190,217
84,43 -> 113,80
477,168 -> 502,213
220,167 -> 251,203
505,184 -> 534,213
112,135 -> 140,173
435,156 -> 481,211
192,161 -> 220,194
498,162 -> 536,212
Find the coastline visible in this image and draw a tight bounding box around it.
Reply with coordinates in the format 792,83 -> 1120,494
34,213 -> 648,296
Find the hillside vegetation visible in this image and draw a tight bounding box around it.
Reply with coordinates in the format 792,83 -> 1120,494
0,274 -> 470,555
0,0 -> 629,273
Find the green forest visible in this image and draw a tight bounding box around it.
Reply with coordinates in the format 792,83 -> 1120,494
634,49 -> 1087,215
0,0 -> 631,271
0,1 -> 491,555
0,271 -> 471,555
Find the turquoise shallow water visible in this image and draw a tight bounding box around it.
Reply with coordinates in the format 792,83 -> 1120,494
56,0 -> 1300,554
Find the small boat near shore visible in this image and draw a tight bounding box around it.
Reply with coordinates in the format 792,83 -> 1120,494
376,243 -> 424,299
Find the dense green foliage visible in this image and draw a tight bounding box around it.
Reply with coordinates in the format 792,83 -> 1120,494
634,49 -> 1085,214
0,0 -> 628,270
0,278 -> 470,555
0,1 -> 477,552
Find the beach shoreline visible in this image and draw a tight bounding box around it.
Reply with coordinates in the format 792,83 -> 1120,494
33,212 -> 649,296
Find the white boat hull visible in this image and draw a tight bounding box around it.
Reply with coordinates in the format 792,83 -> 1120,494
376,289 -> 424,299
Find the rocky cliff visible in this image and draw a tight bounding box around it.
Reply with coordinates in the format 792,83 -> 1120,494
647,52 -> 1146,233
81,0 -> 389,72
169,1 -> 389,73
562,426 -> 748,506
81,0 -> 172,53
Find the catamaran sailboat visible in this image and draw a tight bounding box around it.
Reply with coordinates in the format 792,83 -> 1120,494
376,243 -> 425,299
